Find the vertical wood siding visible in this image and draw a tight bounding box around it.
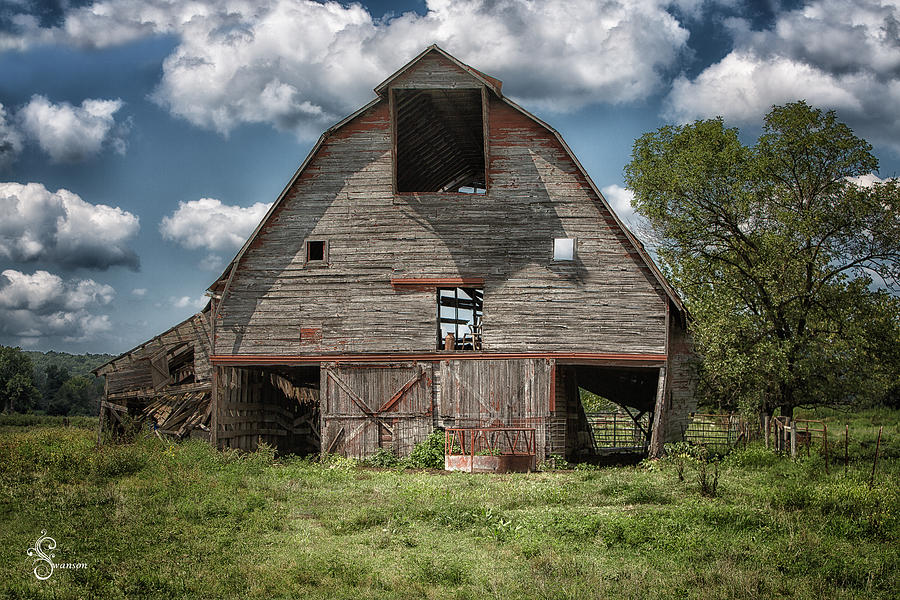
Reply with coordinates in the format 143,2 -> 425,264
438,358 -> 552,458
320,362 -> 434,458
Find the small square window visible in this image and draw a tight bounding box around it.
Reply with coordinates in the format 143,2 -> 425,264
553,238 -> 575,261
306,240 -> 326,263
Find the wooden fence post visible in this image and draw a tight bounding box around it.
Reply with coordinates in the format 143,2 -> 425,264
790,421 -> 797,459
870,426 -> 883,488
844,424 -> 849,474
764,416 -> 770,449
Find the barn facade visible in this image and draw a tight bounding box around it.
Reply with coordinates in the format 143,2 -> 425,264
200,46 -> 697,462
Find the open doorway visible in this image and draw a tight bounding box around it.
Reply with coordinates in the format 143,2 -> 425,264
218,366 -> 321,456
552,365 -> 660,461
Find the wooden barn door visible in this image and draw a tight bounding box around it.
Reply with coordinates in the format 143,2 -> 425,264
321,362 -> 433,459
438,358 -> 552,457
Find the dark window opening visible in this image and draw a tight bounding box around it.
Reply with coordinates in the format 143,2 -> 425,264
306,240 -> 326,262
169,345 -> 195,385
395,89 -> 486,193
437,287 -> 483,350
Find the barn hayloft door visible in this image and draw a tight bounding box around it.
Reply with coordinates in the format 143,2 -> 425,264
321,363 -> 433,459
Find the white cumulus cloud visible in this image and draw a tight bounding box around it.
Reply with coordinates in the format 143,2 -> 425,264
664,0 -> 900,152
0,182 -> 140,270
1,0 -> 691,138
0,269 -> 115,344
18,95 -> 128,162
160,197 -> 271,252
601,184 -> 636,220
171,295 -> 208,310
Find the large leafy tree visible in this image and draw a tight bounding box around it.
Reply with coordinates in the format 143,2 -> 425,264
625,102 -> 900,416
0,346 -> 41,413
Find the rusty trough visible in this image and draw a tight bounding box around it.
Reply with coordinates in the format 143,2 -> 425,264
444,427 -> 536,473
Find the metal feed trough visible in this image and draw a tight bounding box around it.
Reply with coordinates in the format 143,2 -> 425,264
445,427 -> 536,473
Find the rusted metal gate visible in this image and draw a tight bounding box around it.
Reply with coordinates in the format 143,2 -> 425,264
438,358 -> 552,459
321,362 -> 433,458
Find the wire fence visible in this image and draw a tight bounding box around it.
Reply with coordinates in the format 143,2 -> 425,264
682,413 -> 759,453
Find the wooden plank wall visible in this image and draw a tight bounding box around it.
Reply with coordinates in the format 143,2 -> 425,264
215,51 -> 669,358
217,367 -> 319,453
388,52 -> 484,90
104,312 -> 212,395
320,362 -> 433,458
438,358 -> 552,457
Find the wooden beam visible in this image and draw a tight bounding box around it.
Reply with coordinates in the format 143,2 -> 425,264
648,366 -> 668,458
212,352 -> 668,367
377,368 -> 424,413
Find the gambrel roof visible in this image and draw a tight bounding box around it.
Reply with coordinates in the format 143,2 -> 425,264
208,45 -> 685,317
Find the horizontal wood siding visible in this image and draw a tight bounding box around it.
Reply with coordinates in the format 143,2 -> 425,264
217,367 -> 319,452
665,318 -> 699,442
105,312 -> 212,394
388,52 -> 484,90
215,52 -> 668,358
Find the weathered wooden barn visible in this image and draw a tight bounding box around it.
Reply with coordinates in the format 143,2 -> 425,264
93,307 -> 214,442
199,46 -> 697,462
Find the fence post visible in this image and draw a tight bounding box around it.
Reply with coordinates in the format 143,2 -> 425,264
764,416 -> 770,449
869,426 -> 883,488
790,421 -> 797,459
844,424 -> 849,474
823,423 -> 829,475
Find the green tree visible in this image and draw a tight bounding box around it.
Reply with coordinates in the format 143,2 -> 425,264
48,375 -> 99,416
0,346 -> 41,413
625,102 -> 900,417
41,364 -> 71,411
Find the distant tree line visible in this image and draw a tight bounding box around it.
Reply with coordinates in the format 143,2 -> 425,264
0,345 -> 112,416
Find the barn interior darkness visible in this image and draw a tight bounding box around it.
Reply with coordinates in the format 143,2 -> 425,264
394,88 -> 486,193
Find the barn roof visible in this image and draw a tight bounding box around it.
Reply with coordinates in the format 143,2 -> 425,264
208,46 -> 685,317
92,304 -> 210,376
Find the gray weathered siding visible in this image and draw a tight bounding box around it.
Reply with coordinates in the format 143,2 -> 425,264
665,318 -> 699,442
215,61 -> 667,357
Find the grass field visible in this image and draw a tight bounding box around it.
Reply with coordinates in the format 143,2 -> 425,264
0,411 -> 898,599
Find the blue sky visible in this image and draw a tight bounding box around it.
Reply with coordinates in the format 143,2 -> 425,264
1,0 -> 899,354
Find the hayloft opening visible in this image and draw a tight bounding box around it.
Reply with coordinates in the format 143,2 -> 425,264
394,89 -> 486,193
438,287 -> 483,350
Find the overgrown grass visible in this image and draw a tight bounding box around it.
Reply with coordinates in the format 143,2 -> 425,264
1,414 -> 898,599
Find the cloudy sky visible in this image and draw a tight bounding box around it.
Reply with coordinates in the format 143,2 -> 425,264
1,0 -> 899,354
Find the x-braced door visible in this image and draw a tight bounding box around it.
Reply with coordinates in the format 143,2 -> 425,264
321,362 -> 433,458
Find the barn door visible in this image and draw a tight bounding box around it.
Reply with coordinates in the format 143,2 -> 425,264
439,358 -> 552,456
321,363 -> 433,458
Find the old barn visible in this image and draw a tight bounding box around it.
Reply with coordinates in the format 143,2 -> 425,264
100,46 -> 697,465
